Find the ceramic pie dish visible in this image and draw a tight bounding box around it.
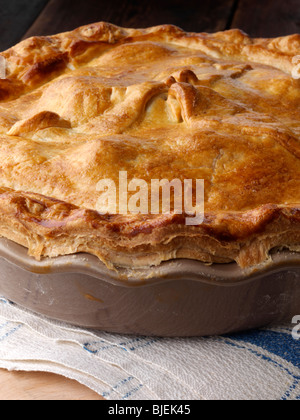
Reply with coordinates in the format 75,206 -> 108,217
0,22 -> 300,336
0,237 -> 299,336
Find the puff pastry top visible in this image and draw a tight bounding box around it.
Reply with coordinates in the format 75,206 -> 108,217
0,22 -> 300,270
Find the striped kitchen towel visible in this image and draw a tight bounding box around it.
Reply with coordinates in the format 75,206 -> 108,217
0,296 -> 299,400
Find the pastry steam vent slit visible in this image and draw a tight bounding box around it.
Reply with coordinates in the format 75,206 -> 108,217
0,22 -> 299,269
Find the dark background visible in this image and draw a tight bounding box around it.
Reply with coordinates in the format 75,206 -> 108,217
0,0 -> 300,51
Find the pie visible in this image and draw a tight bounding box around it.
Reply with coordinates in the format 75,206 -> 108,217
0,22 -> 299,271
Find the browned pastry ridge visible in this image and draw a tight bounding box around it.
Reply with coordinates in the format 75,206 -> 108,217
0,22 -> 300,270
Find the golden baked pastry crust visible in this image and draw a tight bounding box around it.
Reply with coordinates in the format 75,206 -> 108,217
0,22 -> 300,270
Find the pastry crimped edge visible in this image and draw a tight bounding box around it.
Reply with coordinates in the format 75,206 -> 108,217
0,187 -> 299,270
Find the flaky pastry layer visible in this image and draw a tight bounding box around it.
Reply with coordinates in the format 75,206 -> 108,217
0,22 -> 300,270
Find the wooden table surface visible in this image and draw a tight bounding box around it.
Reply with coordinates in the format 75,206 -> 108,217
0,0 -> 299,400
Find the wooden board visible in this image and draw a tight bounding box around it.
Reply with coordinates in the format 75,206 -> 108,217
0,369 -> 104,400
23,0 -> 237,39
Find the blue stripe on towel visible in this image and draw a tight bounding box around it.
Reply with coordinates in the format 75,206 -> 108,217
224,330 -> 300,369
280,378 -> 300,400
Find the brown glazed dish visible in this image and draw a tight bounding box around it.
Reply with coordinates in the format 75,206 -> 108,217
0,23 -> 300,336
0,238 -> 299,337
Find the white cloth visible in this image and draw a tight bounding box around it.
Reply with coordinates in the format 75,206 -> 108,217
0,296 -> 299,400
